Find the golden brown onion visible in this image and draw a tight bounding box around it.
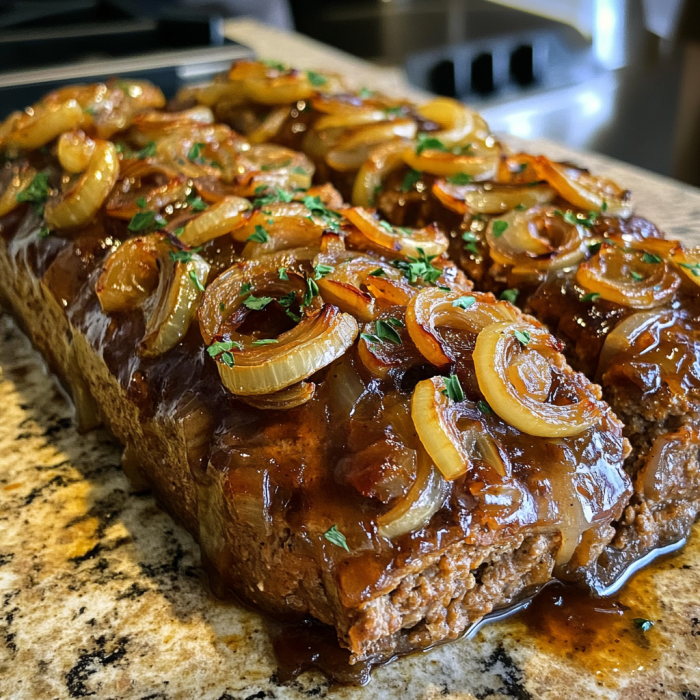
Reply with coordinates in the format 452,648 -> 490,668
0,165 -> 37,217
406,288 -> 516,367
576,243 -> 680,309
178,196 -> 251,246
45,139 -> 119,229
326,120 -> 417,172
57,130 -> 95,173
234,143 -> 314,194
533,156 -> 632,217
96,234 -> 210,356
105,176 -> 190,221
473,321 -> 600,437
4,100 -> 86,151
432,179 -> 554,215
377,450 -> 448,539
352,139 -> 410,207
198,258 -> 358,394
344,206 -> 449,259
486,205 -> 588,274
247,106 -> 289,144
416,97 -> 490,148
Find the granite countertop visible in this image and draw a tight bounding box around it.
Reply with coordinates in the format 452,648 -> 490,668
1,19 -> 700,700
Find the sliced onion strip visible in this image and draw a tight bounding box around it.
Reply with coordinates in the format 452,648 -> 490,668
45,139 -> 119,229
474,321 -> 600,437
179,196 -> 251,246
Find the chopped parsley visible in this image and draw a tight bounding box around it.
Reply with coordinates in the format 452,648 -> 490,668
587,240 -> 602,255
314,263 -> 334,279
137,141 -> 157,159
303,195 -> 342,232
38,226 -> 51,239
375,318 -> 402,345
452,295 -> 476,310
514,329 -> 531,346
514,203 -> 527,211
136,196 -> 147,209
262,59 -> 286,71
442,375 -> 465,403
17,172 -> 50,215
633,618 -> 654,632
358,87 -> 374,99
416,133 -> 448,155
189,270 -> 205,292
324,524 -> 350,552
446,173 -> 473,185
393,248 -> 442,285
383,105 -> 405,117
247,225 -> 270,243
369,268 -> 385,277
401,168 -> 422,192
378,220 -> 394,233
499,289 -> 519,304
462,230 -> 479,256
252,185 -> 294,208
278,267 -> 289,280
556,209 -> 597,229
207,339 -> 241,368
630,270 -> 645,282
128,210 -> 166,232
186,193 -> 208,212
492,220 -> 509,238
642,252 -> 662,264
243,295 -> 273,310
477,400 -> 493,414
188,142 -> 205,161
306,71 -> 327,87
240,282 -> 252,295
601,199 -> 608,212
252,339 -> 278,346
581,292 -> 601,302
278,291 -> 300,322
170,249 -> 196,263
302,277 -> 319,308
679,261 -> 700,277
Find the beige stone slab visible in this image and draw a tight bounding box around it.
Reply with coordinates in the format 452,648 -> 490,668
2,19 -> 700,700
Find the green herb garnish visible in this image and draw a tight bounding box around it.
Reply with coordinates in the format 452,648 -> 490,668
642,252 -> 662,264
324,524 -> 350,552
375,319 -> 402,345
252,339 -> 278,346
401,168 -> 422,192
514,329 -> 531,346
314,263 -> 334,279
499,289 -> 519,304
306,71 -> 327,87
452,295 -> 476,310
17,172 -> 50,215
477,400 -> 493,414
446,173 -> 473,185
416,133 -> 448,155
442,375 -> 465,403
633,618 -> 654,632
247,225 -> 270,243
492,220 -> 509,238
243,295 -> 273,310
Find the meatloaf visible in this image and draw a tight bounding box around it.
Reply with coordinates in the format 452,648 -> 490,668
0,63 -> 693,673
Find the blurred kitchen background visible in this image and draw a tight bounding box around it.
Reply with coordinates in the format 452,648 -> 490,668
1,0 -> 699,185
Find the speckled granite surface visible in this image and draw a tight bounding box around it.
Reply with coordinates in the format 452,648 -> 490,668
2,21 -> 700,700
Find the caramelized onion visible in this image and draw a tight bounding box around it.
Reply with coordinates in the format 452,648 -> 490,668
416,98 -> 489,148
670,245 -> 700,289
4,99 -> 86,151
352,139 -> 409,207
406,289 -> 516,367
96,234 -> 210,356
57,130 -> 95,173
105,176 -> 190,220
411,376 -> 471,480
344,206 -> 449,259
326,120 -> 417,172
403,143 -> 499,181
596,309 -> 674,381
377,450 -> 447,539
178,196 -> 251,246
533,156 -> 632,217
198,258 -> 358,394
240,381 -> 316,410
486,205 -> 587,273
0,165 -> 37,217
576,243 -> 680,309
234,143 -> 314,194
474,321 -> 600,437
247,106 -> 289,144
432,180 -> 554,215
45,139 -> 119,229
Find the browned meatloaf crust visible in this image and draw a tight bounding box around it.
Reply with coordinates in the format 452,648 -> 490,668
0,186 -> 630,666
